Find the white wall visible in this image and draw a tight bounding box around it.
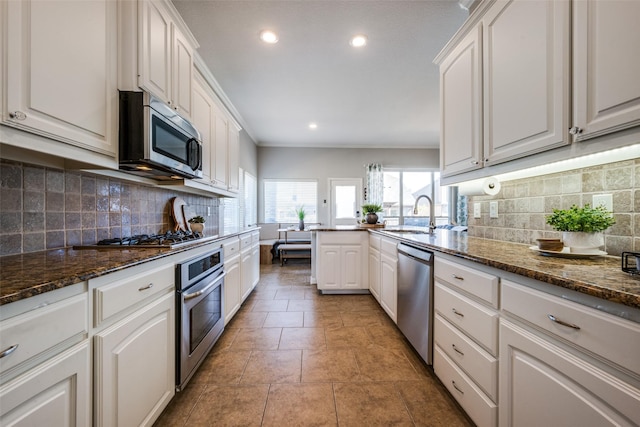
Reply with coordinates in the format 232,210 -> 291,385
257,147 -> 439,224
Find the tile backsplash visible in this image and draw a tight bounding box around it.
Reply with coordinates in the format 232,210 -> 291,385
0,159 -> 219,255
467,159 -> 639,256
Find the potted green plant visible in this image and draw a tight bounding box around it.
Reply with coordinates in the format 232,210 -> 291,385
188,215 -> 206,235
362,204 -> 383,224
546,204 -> 615,253
295,205 -> 306,230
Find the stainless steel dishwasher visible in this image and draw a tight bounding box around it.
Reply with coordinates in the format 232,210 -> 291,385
397,243 -> 434,365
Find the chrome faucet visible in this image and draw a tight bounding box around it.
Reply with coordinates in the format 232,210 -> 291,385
413,194 -> 436,233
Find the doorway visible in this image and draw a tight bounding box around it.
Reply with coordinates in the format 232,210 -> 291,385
329,178 -> 362,227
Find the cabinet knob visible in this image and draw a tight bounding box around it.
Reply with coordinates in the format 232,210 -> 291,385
9,111 -> 27,121
569,126 -> 582,135
470,160 -> 479,165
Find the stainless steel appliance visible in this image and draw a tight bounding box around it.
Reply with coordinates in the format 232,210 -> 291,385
397,243 -> 434,365
73,231 -> 219,250
176,248 -> 225,391
119,91 -> 203,180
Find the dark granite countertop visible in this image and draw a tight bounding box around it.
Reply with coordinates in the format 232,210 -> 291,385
369,227 -> 640,311
0,227 -> 259,306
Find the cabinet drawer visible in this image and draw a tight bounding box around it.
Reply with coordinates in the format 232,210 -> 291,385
502,280 -> 640,375
434,345 -> 497,427
251,231 -> 260,244
435,257 -> 499,307
222,238 -> 240,258
435,282 -> 499,355
240,234 -> 252,250
93,264 -> 173,327
0,293 -> 87,374
434,314 -> 498,401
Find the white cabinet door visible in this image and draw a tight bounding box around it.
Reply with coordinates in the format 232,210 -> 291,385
0,342 -> 91,427
573,0 -> 640,141
500,319 -> 640,427
368,248 -> 380,301
318,245 -> 341,290
439,25 -> 483,177
213,109 -> 229,190
379,252 -> 397,322
240,248 -> 253,301
224,254 -> 241,324
94,293 -> 175,427
251,243 -> 260,289
171,25 -> 194,120
192,75 -> 215,184
3,0 -> 117,157
341,245 -> 363,289
482,0 -> 570,165
227,125 -> 240,193
139,0 -> 172,104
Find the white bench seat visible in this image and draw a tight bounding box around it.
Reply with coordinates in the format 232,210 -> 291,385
279,243 -> 312,266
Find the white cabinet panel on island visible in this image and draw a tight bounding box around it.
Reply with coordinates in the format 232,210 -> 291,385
316,231 -> 368,293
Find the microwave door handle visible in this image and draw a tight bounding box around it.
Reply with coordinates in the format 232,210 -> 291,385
187,138 -> 201,171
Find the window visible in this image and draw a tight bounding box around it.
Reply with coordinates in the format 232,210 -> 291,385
382,170 -> 450,226
264,180 -> 317,223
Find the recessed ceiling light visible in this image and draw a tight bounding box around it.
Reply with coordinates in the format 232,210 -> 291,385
259,30 -> 279,44
349,34 -> 367,48
309,123 -> 318,130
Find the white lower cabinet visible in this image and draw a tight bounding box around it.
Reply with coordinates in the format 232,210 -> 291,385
90,259 -> 176,427
317,231 -> 369,292
94,292 -> 174,427
0,342 -> 91,427
222,237 -> 241,324
368,235 -> 381,302
240,234 -> 253,301
379,245 -> 397,322
0,288 -> 90,427
434,255 -> 499,427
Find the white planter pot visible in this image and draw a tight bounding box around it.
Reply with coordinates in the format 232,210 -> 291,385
562,231 -> 604,253
189,223 -> 205,235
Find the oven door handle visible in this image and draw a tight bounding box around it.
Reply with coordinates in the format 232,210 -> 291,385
183,272 -> 225,301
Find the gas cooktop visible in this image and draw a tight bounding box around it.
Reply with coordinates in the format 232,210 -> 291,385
73,231 -> 219,250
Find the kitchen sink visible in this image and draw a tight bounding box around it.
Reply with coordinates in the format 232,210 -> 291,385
383,228 -> 433,235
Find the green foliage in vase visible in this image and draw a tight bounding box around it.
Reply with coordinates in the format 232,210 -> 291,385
546,204 -> 615,232
295,205 -> 306,220
361,204 -> 383,214
188,215 -> 205,224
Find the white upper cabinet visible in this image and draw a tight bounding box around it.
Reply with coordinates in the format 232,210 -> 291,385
227,124 -> 240,193
192,73 -> 215,184
2,0 -> 117,158
137,0 -> 196,120
482,0 -> 570,165
572,0 -> 640,141
213,107 -> 229,190
440,26 -> 483,176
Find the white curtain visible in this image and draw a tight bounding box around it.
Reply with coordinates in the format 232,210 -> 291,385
365,163 -> 383,205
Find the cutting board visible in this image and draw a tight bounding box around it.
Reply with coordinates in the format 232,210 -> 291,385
170,197 -> 188,231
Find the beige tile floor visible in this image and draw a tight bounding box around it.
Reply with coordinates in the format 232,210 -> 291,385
155,261 -> 473,427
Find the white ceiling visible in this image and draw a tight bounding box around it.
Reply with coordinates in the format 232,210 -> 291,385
172,0 -> 468,149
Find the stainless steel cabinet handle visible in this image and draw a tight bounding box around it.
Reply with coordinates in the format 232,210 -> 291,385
452,274 -> 464,281
452,380 -> 464,394
452,344 -> 464,356
547,314 -> 580,330
9,111 -> 27,120
569,126 -> 582,135
452,308 -> 464,318
0,344 -> 18,359
138,283 -> 154,291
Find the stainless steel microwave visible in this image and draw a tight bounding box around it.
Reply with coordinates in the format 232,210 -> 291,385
118,91 -> 203,180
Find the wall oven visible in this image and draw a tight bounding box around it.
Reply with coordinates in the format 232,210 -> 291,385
119,90 -> 203,180
176,248 -> 224,391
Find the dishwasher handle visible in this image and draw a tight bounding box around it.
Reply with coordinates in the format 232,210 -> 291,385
397,243 -> 433,264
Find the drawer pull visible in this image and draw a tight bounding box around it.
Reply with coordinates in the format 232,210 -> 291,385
138,283 -> 154,291
452,344 -> 464,356
0,344 -> 18,359
452,308 -> 464,318
452,380 -> 464,394
547,314 -> 580,330
452,274 -> 464,281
